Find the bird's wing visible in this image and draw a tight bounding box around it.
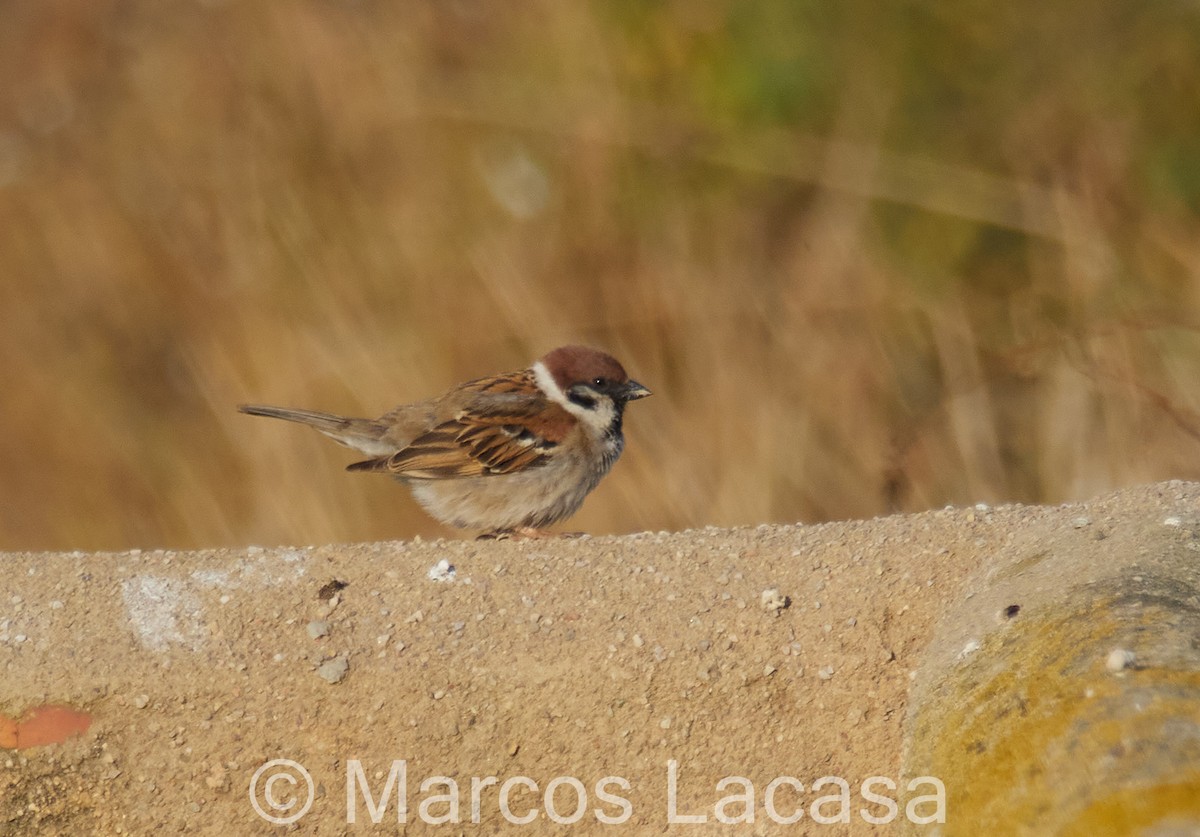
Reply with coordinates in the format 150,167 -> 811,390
348,391 -> 575,479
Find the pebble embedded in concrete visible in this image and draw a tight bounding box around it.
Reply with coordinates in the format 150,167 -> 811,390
760,587 -> 789,615
1105,648 -> 1135,673
317,656 -> 349,684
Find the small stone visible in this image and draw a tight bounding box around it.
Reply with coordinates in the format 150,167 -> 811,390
317,656 -> 350,684
817,666 -> 834,680
404,610 -> 424,624
205,768 -> 229,792
632,634 -> 645,648
307,621 -> 330,640
760,588 -> 789,615
1106,648 -> 1135,673
1071,516 -> 1091,529
133,694 -> 150,709
427,560 -> 456,583
317,579 -> 348,600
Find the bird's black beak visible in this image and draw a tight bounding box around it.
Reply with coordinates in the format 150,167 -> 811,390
622,380 -> 652,401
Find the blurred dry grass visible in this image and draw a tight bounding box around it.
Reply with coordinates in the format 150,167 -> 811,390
3,1 -> 1200,550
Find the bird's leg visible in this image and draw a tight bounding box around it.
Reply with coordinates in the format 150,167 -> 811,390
476,527 -> 583,541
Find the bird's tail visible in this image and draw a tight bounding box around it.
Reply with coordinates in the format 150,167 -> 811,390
237,404 -> 391,455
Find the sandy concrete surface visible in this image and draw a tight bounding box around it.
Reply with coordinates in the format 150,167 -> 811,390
2,482 -> 1198,835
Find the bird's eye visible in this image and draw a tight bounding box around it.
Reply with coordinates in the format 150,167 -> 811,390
592,377 -> 607,388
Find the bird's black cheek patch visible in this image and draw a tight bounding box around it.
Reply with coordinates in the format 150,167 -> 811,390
567,390 -> 597,410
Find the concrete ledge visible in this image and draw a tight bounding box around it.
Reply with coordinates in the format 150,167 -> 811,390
2,483 -> 1198,833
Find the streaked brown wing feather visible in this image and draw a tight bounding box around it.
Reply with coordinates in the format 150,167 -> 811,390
456,368 -> 537,395
349,388 -> 574,479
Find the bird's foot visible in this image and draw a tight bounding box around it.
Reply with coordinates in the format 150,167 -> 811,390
477,527 -> 583,541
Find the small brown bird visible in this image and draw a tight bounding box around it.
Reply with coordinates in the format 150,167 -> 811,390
238,346 -> 651,538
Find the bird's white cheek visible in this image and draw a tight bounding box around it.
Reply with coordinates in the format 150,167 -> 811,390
532,361 -> 570,407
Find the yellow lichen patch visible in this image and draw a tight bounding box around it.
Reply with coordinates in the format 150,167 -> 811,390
1064,778 -> 1200,835
905,586 -> 1200,835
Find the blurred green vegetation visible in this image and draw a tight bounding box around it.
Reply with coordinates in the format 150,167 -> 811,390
2,0 -> 1200,550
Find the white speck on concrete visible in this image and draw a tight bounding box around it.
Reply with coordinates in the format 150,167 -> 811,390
190,552 -> 307,591
428,560 -> 456,583
121,576 -> 206,652
1106,648 -> 1136,673
191,569 -> 232,588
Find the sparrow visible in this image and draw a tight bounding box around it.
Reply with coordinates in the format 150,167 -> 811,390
238,345 -> 651,538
